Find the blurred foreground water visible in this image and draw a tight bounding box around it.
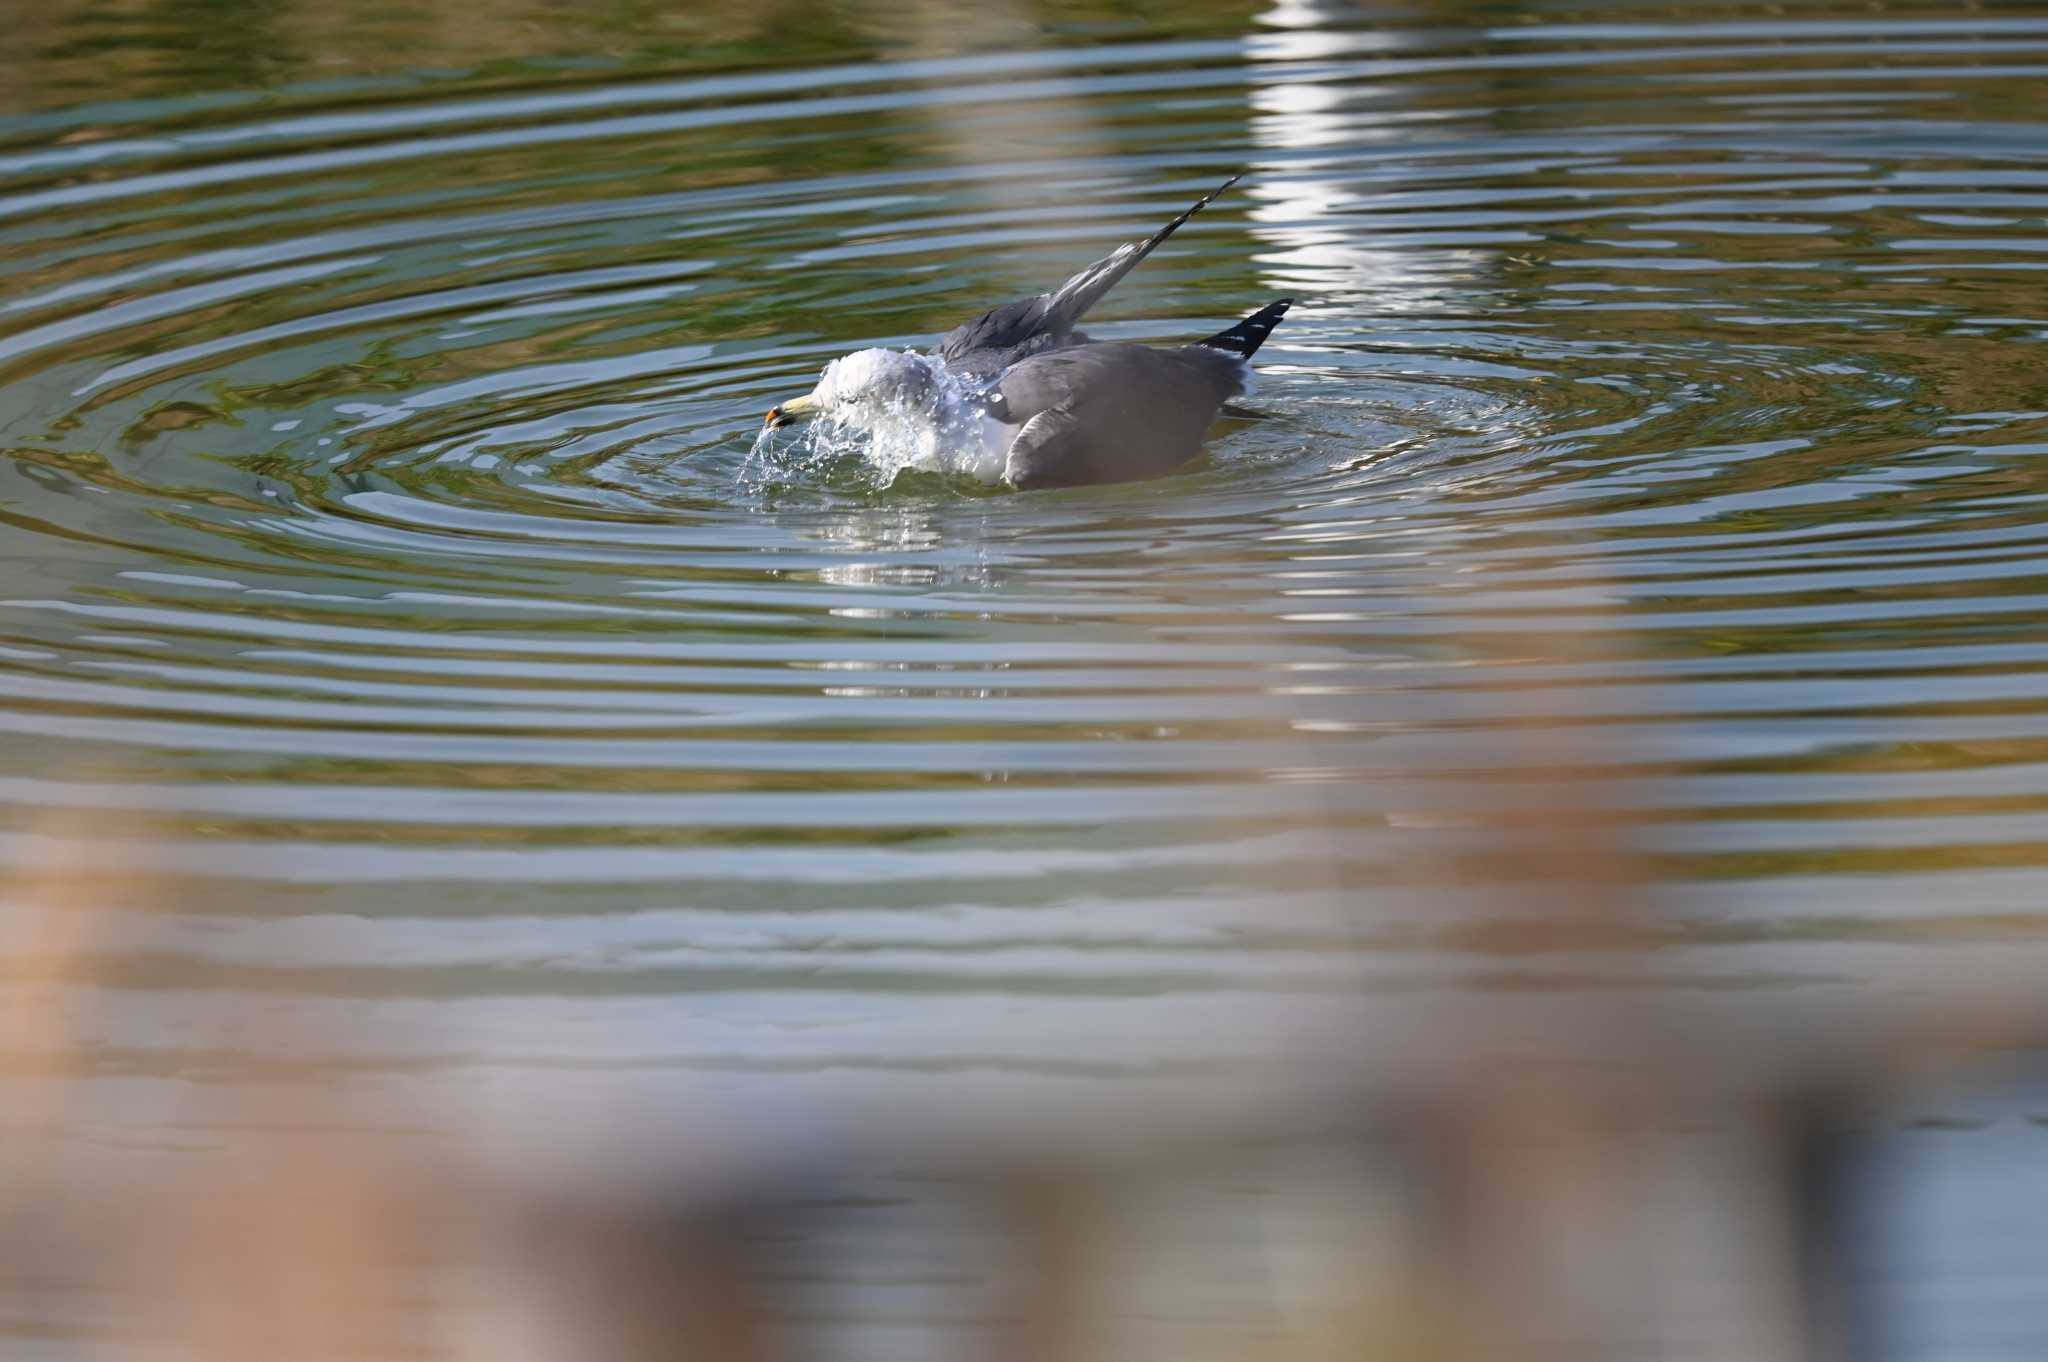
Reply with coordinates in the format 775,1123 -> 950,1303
3,0 -> 2048,1357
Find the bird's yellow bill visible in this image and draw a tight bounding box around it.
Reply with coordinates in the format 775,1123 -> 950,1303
764,393 -> 819,428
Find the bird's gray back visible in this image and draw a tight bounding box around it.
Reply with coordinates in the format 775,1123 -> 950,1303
991,344 -> 1247,488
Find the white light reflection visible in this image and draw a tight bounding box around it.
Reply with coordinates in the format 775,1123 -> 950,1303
1244,1 -> 1487,311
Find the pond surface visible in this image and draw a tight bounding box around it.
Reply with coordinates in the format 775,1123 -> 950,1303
3,0 -> 2048,1356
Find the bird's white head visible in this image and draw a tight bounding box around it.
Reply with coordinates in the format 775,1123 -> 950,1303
766,349 -> 942,428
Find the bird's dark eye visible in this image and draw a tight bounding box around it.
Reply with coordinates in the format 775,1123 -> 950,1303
981,391 -> 1009,421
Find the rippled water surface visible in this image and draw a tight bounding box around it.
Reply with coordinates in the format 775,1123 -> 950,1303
5,0 -> 2048,1353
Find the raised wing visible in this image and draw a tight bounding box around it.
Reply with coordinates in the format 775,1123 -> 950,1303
939,173 -> 1242,377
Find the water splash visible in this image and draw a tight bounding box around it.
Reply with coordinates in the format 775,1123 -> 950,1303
750,350 -> 1009,489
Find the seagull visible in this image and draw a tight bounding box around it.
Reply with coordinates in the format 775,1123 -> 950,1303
763,175 -> 1292,490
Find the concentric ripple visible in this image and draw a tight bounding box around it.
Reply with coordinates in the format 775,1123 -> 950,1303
4,1 -> 2048,1345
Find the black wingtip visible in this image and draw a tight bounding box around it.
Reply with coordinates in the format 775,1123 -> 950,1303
1195,298 -> 1292,359
1168,171 -> 1244,234
1042,174 -> 1252,330
1122,173 -> 1247,268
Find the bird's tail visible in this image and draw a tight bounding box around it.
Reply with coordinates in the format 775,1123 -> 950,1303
1195,299 -> 1291,359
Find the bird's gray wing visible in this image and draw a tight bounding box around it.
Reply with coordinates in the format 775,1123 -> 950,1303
998,344 -> 1240,489
940,174 -> 1241,375
1002,406 -> 1088,486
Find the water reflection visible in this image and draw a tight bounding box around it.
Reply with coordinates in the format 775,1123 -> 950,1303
5,0 -> 2048,1356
